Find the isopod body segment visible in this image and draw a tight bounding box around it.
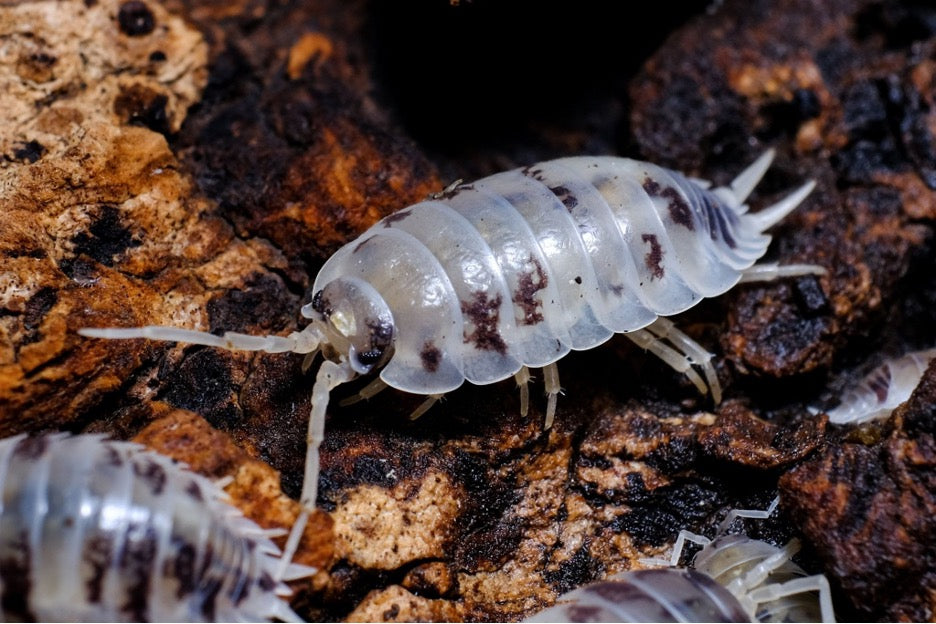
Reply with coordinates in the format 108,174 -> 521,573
0,433 -> 308,623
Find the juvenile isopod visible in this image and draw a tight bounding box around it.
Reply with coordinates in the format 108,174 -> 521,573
824,347 -> 936,425
527,499 -> 836,623
80,149 -> 825,564
0,433 -> 310,622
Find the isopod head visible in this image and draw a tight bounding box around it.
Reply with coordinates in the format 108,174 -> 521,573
302,276 -> 395,374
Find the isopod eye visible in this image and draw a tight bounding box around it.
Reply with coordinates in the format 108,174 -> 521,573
310,290 -> 326,315
355,349 -> 383,367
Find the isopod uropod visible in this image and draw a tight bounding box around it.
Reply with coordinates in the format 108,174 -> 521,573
0,433 -> 310,622
824,347 -> 936,425
528,500 -> 836,623
80,150 -> 824,564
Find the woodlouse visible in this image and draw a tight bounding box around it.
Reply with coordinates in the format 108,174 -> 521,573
824,347 -> 936,425
80,149 -> 824,566
0,433 -> 310,622
529,500 -> 835,623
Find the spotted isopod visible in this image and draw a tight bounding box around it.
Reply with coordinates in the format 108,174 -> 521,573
528,500 -> 836,623
80,149 -> 824,565
0,433 -> 311,622
824,347 -> 936,425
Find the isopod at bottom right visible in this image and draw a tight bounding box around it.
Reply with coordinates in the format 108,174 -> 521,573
527,503 -> 835,623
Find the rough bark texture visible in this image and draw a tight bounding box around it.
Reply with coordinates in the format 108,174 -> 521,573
2,0 -> 935,621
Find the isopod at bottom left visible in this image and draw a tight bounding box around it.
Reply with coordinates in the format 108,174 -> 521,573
0,433 -> 312,623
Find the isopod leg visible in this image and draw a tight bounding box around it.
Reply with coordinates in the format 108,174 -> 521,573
732,539 -> 801,595
78,324 -> 324,354
542,362 -> 561,429
638,529 -> 711,568
277,358 -> 354,580
748,574 -> 836,623
645,318 -> 722,404
625,327 -> 710,400
718,496 -> 780,534
409,394 -> 445,420
339,377 -> 390,407
739,262 -> 826,283
514,366 -> 531,417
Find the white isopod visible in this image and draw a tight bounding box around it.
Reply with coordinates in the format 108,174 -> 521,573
0,433 -> 310,622
80,149 -> 824,565
528,500 -> 835,623
825,347 -> 936,425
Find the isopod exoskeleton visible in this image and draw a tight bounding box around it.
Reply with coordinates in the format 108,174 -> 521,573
0,433 -> 310,622
80,149 -> 825,565
825,347 -> 936,425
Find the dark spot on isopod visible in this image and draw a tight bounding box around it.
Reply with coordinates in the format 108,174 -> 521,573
352,235 -> 376,254
0,530 -> 35,620
185,480 -> 204,502
549,185 -> 578,210
520,166 -> 546,182
643,176 -> 694,230
229,572 -> 251,605
102,444 -> 124,467
641,233 -> 665,280
120,522 -> 158,621
356,317 -> 394,369
259,571 -> 277,592
84,535 -> 112,603
433,182 -> 473,200
170,535 -> 197,598
609,283 -> 624,296
117,1 -> 156,36
382,208 -> 413,227
196,543 -> 224,621
702,194 -> 737,249
588,579 -> 648,604
13,435 -> 48,459
461,291 -> 508,354
513,255 -> 548,325
869,365 -> 893,403
419,341 -> 442,372
201,575 -> 224,621
133,457 -> 167,495
566,605 -> 605,621
573,276 -> 582,285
